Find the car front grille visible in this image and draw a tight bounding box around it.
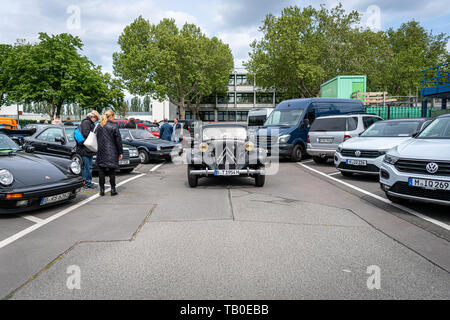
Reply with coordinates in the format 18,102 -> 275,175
338,163 -> 380,173
390,182 -> 450,201
395,159 -> 450,177
341,149 -> 381,158
122,149 -> 130,160
160,146 -> 174,151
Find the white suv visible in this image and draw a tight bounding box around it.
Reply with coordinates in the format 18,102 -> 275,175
380,114 -> 450,205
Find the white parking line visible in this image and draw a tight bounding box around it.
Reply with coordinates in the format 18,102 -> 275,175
0,173 -> 148,250
20,215 -> 44,224
328,172 -> 341,176
299,163 -> 450,231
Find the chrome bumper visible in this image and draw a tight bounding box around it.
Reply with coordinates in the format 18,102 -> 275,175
189,169 -> 265,176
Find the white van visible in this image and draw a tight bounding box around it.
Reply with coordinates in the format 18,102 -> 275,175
248,108 -> 274,127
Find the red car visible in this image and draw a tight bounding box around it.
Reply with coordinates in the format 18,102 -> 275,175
114,120 -> 160,137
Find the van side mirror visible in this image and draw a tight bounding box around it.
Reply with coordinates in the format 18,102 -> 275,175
301,119 -> 310,129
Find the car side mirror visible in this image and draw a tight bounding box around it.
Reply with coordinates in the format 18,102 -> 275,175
412,131 -> 420,138
55,137 -> 66,144
26,145 -> 35,153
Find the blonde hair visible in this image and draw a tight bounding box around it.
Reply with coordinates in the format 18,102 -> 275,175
100,110 -> 115,127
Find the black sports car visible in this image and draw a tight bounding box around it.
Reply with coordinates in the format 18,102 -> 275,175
186,123 -> 268,188
0,134 -> 84,214
120,129 -> 182,163
22,125 -> 141,173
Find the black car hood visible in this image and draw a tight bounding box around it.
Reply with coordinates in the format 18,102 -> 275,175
0,152 -> 69,188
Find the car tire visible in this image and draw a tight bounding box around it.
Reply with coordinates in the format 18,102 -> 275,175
254,166 -> 266,187
291,144 -> 305,162
187,165 -> 198,188
340,171 -> 353,177
313,156 -> 328,164
139,150 -> 149,164
71,154 -> 83,166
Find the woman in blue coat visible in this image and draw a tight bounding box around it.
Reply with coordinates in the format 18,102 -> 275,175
96,110 -> 123,196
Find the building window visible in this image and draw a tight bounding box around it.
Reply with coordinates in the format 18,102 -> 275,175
218,112 -> 226,121
199,111 -> 215,121
236,75 -> 248,86
236,93 -> 254,104
228,111 -> 236,121
256,92 -> 273,104
236,111 -> 248,121
218,93 -> 235,104
228,75 -> 235,86
185,111 -> 194,120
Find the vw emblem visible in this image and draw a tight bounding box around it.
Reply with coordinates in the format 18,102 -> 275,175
426,163 -> 439,174
355,151 -> 362,157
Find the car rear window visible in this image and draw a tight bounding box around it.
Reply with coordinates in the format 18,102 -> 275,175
310,118 -> 347,132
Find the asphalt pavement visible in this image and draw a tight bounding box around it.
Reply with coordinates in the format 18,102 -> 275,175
1,160 -> 448,300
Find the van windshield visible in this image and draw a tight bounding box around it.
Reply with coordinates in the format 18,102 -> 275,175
264,109 -> 304,127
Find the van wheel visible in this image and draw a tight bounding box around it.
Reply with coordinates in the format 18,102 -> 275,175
187,165 -> 198,188
291,144 -> 305,162
313,156 -> 328,164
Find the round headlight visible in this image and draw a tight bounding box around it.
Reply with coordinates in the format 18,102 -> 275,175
70,161 -> 81,175
245,141 -> 255,151
0,169 -> 14,186
199,143 -> 209,153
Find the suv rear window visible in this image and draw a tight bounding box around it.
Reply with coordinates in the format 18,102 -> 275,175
310,118 -> 347,132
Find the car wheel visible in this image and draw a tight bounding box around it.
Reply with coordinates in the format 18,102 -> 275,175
139,150 -> 149,164
71,154 -> 83,166
187,165 -> 198,188
313,156 -> 328,164
340,171 -> 353,177
254,166 -> 266,187
291,144 -> 305,162
386,193 -> 407,204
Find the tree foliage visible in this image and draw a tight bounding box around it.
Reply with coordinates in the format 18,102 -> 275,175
113,17 -> 234,119
246,4 -> 449,98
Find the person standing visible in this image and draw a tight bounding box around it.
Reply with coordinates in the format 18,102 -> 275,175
172,118 -> 182,143
96,110 -> 123,197
64,117 -> 74,126
76,110 -> 101,189
159,119 -> 173,141
125,118 -> 137,129
52,116 -> 62,125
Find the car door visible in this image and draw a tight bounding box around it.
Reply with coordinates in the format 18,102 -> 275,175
39,127 -> 68,158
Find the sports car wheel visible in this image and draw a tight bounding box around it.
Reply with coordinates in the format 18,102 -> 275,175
71,154 -> 83,166
187,165 -> 198,188
139,150 -> 149,164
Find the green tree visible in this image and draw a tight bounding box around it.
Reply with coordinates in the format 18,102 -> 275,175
113,17 -> 233,119
0,44 -> 12,106
143,95 -> 151,113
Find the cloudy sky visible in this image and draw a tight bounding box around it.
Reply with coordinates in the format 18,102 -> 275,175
0,0 -> 449,75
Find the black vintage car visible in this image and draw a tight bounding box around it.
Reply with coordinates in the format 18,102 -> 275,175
186,123 -> 268,188
22,125 -> 141,173
0,134 -> 84,214
120,129 -> 182,163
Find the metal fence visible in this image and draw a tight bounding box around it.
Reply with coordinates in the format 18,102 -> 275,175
365,105 -> 450,120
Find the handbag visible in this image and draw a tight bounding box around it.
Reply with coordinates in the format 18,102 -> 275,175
84,124 -> 99,152
74,127 -> 85,144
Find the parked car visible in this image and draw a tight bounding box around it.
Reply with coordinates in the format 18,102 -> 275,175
0,133 -> 84,214
0,128 -> 37,146
380,114 -> 450,205
22,125 -> 141,173
248,108 -> 274,128
256,98 -> 365,161
120,129 -> 182,163
307,114 -> 383,163
186,123 -> 268,188
334,118 -> 431,177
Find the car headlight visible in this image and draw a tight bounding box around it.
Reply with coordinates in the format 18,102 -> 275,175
199,143 -> 209,153
129,149 -> 139,157
70,161 -> 81,175
337,146 -> 343,153
0,169 -> 14,186
384,154 -> 399,165
245,141 -> 254,151
157,146 -> 161,151
278,134 -> 291,144
379,150 -> 388,156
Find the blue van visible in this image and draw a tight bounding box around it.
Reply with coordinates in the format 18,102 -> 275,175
256,98 -> 364,162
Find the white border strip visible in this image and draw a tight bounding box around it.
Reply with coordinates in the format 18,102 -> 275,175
299,163 -> 450,231
0,173 -> 147,249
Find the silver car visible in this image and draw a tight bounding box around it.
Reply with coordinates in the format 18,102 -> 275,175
307,114 -> 382,163
334,119 -> 431,176
380,114 -> 450,205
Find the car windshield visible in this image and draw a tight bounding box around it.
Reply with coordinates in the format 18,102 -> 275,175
64,128 -> 76,142
130,130 -> 157,140
0,134 -> 20,152
202,126 -> 247,141
120,130 -> 132,140
417,117 -> 450,139
361,121 -> 421,137
264,109 -> 304,126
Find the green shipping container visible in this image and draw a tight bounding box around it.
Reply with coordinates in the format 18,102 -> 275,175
320,75 -> 367,99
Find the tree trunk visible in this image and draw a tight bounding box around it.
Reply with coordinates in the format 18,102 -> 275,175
178,97 -> 186,120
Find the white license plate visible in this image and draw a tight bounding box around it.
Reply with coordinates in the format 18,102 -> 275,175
409,178 -> 450,191
119,160 -> 130,165
214,170 -> 240,176
318,138 -> 333,144
346,159 -> 367,166
40,192 -> 71,206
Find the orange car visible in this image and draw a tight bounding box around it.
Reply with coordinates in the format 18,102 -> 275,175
0,117 -> 18,129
